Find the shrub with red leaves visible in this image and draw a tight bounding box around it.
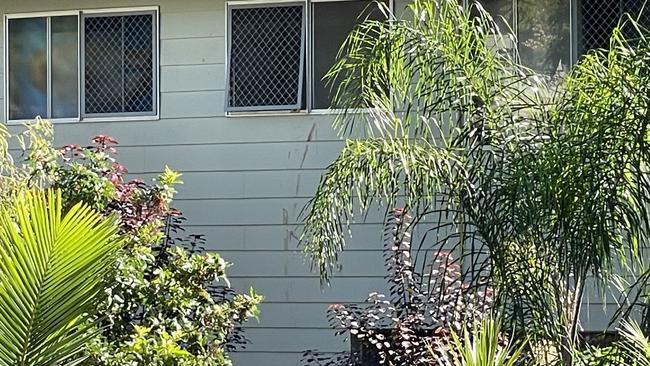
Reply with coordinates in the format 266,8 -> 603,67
46,134 -> 262,366
303,210 -> 494,366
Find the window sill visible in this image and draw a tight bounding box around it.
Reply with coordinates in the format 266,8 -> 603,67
226,107 -> 378,117
310,108 -> 377,115
226,110 -> 309,118
6,115 -> 160,125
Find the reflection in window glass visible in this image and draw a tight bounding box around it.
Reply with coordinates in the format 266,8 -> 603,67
52,16 -> 79,118
475,0 -> 513,33
313,1 -> 386,109
517,0 -> 571,76
8,18 -> 47,120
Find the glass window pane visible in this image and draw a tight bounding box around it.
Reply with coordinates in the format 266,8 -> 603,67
227,5 -> 305,111
577,0 -> 647,56
84,16 -> 125,114
51,16 -> 79,119
313,1 -> 386,110
8,17 -> 47,120
124,15 -> 154,113
476,0 -> 513,33
518,0 -> 571,76
84,14 -> 155,115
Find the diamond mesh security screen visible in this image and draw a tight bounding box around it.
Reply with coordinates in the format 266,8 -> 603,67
84,14 -> 155,115
227,5 -> 305,111
579,0 -> 649,54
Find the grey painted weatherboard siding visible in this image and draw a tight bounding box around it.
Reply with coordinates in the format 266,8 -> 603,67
0,0 -> 618,365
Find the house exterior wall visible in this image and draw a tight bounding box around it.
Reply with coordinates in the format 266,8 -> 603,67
0,0 -> 616,365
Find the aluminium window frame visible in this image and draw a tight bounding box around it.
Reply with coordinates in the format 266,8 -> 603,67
4,10 -> 81,124
3,6 -> 160,125
224,0 -> 392,117
225,1 -> 307,114
81,9 -> 159,120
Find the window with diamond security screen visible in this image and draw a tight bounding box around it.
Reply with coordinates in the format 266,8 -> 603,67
578,0 -> 649,55
83,13 -> 156,116
227,5 -> 305,112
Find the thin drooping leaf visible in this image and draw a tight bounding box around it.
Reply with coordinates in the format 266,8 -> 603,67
301,0 -> 650,363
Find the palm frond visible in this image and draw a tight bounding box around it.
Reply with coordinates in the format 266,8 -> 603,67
442,317 -> 526,366
0,189 -> 122,366
618,320 -> 650,366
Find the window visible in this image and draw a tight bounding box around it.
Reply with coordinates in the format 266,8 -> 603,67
312,1 -> 386,110
5,8 -> 158,122
478,0 -> 571,76
226,0 -> 388,114
227,4 -> 305,111
577,0 -> 648,55
517,0 -> 570,75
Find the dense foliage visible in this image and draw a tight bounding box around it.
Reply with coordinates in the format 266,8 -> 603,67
304,210 -> 494,366
0,189 -> 122,366
1,120 -> 262,365
301,0 -> 650,365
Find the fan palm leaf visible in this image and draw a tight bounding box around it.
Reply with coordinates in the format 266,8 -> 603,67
0,189 -> 122,366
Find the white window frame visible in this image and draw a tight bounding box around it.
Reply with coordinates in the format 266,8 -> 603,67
4,6 -> 160,124
224,0 -> 392,117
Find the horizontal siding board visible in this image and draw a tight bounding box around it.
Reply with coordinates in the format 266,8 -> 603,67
130,141 -> 342,173
173,196 -> 388,225
161,91 -> 224,118
161,10 -> 225,39
161,64 -> 225,92
83,141 -> 337,174
240,328 -> 345,353
223,250 -> 385,277
187,223 -> 391,251
4,116 -> 339,146
175,197 -> 307,226
248,303 -> 334,329
229,277 -> 389,303
161,37 -> 224,65
138,170 -> 323,199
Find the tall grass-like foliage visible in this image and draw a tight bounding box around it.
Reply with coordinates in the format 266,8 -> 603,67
301,0 -> 650,364
442,318 -> 525,366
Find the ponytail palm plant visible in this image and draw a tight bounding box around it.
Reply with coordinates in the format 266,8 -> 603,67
0,189 -> 122,366
301,0 -> 650,364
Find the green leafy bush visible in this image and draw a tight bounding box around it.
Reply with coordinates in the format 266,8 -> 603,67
577,321 -> 650,366
4,119 -> 262,366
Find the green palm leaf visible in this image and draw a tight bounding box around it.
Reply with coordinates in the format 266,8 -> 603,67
0,189 -> 122,366
444,317 -> 526,366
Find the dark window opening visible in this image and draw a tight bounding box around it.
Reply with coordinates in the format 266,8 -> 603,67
227,5 -> 305,112
312,0 -> 387,110
84,14 -> 155,115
